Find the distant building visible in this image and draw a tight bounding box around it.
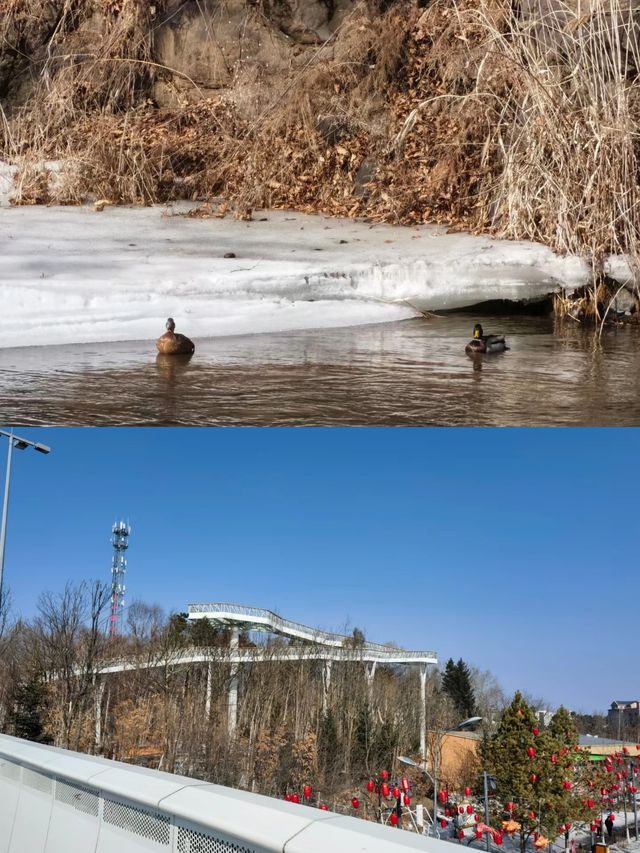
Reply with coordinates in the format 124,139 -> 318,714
607,700 -> 640,737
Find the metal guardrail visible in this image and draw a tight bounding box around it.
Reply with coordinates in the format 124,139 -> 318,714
187,603 -> 437,659
96,643 -> 437,675
0,733 -> 442,852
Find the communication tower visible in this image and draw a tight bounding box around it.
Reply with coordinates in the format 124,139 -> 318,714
109,521 -> 130,638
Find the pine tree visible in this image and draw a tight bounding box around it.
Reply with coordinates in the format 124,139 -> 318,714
11,678 -> 51,743
442,658 -> 476,719
482,692 -> 598,853
318,709 -> 340,786
351,702 -> 373,776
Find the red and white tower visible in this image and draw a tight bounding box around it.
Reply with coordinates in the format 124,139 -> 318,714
109,521 -> 130,638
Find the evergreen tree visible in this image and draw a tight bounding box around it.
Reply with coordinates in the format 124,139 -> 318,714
442,658 -> 476,719
11,678 -> 51,744
351,702 -> 374,776
318,709 -> 340,785
483,692 -> 598,853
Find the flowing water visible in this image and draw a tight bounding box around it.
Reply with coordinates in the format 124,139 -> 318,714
1,313 -> 639,426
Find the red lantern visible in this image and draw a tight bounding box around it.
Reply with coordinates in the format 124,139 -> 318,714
551,754 -> 558,764
284,793 -> 292,801
566,823 -> 571,831
532,728 -> 540,736
390,813 -> 399,827
530,774 -> 537,783
527,746 -> 536,758
587,799 -> 594,809
506,802 -> 514,812
459,806 -> 465,815
380,770 -> 389,781
291,793 -> 300,803
303,785 -> 312,799
496,831 -> 504,845
366,779 -> 375,793
381,783 -> 390,798
529,811 -> 536,819
401,777 -> 410,792
616,772 -> 622,781
475,815 -> 479,822
441,820 -> 449,829
458,831 -> 465,840
393,786 -> 400,798
438,790 -> 447,803
476,831 -> 483,839
404,795 -> 411,806
590,824 -> 596,833
464,786 -> 472,797
467,805 -> 473,814
563,781 -> 572,790
319,803 -> 328,811
445,809 -> 451,817
351,797 -> 360,809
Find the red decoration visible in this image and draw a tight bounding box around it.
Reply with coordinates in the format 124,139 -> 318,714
532,727 -> 540,736
366,780 -> 375,793
527,746 -> 536,758
566,823 -> 571,831
459,806 -> 465,815
563,781 -> 572,790
467,805 -> 473,815
590,824 -> 596,833
530,774 -> 537,783
284,793 -> 292,801
587,799 -> 594,809
303,785 -> 312,799
506,802 -> 514,812
291,793 -> 300,803
464,786 -> 472,796
319,804 -> 328,811
529,811 -> 536,819
445,809 -> 451,817
475,815 -> 479,822
401,777 -> 410,792
438,790 -> 447,803
458,831 -> 465,840
380,770 -> 389,781
393,786 -> 400,799
351,797 -> 360,809
404,795 -> 411,806
495,832 -> 504,845
608,814 -> 615,822
476,831 -> 483,839
551,754 -> 557,764
390,813 -> 399,827
381,783 -> 390,798
441,820 -> 449,829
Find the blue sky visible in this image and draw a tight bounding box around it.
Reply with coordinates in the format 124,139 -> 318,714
0,426 -> 634,712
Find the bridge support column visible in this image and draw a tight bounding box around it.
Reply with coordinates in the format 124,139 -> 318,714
205,662 -> 212,719
322,660 -> 332,712
419,664 -> 428,759
94,678 -> 105,752
228,626 -> 239,736
365,662 -> 376,702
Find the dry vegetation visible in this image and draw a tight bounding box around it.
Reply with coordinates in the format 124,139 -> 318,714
2,0 -> 640,281
0,583 -> 491,805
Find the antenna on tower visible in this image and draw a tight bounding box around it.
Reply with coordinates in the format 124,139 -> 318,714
109,520 -> 131,639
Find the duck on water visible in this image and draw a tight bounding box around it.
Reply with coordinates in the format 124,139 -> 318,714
465,323 -> 509,354
156,318 -> 195,355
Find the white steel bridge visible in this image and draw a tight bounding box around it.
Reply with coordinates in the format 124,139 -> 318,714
93,603 -> 437,756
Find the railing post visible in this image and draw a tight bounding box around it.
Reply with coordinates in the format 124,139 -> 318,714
419,664 -> 427,760
228,626 -> 239,737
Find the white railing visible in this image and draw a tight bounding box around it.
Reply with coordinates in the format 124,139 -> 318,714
0,733 -> 442,852
187,603 -> 437,659
96,643 -> 437,675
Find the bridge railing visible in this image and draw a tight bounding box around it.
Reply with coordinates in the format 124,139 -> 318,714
0,733 -> 440,853
187,603 -> 437,658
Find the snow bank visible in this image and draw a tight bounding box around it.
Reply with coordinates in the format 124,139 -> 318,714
1,202 -> 594,349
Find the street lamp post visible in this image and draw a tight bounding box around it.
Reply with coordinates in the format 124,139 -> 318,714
0,429 -> 51,604
400,715 -> 482,838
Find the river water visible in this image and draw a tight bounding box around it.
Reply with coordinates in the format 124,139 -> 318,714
1,313 -> 639,426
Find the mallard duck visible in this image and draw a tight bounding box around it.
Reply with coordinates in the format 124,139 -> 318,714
465,323 -> 508,354
156,318 -> 195,355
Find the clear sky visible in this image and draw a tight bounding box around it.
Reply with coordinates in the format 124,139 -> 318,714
0,426 -> 634,713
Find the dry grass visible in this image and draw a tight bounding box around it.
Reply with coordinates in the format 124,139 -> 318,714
2,0 -> 640,316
